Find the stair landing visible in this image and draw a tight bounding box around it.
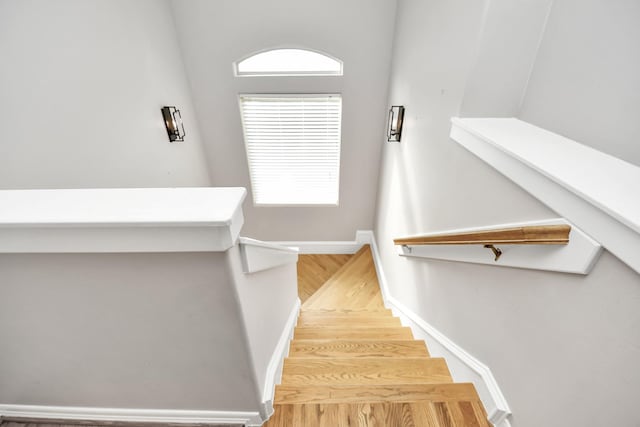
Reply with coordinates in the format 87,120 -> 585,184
265,245 -> 490,426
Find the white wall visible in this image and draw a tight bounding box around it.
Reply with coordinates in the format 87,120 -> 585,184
460,0 -> 553,117
0,252 -> 259,411
225,244 -> 299,407
520,0 -> 640,166
170,0 -> 396,240
0,0 -> 211,189
375,0 -> 640,426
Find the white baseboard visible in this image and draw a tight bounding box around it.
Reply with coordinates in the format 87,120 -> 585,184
260,297 -> 301,418
0,404 -> 262,426
270,241 -> 360,254
367,230 -> 512,427
270,230 -> 371,254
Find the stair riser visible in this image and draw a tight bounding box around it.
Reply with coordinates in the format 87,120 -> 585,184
267,401 -> 490,427
274,383 -> 480,404
289,340 -> 429,358
282,358 -> 452,385
296,317 -> 401,327
294,327 -> 414,340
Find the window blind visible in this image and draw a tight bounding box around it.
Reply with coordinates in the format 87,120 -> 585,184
239,95 -> 342,205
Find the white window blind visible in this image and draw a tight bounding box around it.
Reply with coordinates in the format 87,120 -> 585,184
239,95 -> 342,205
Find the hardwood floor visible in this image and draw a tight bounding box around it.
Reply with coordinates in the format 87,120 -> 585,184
302,247 -> 385,311
265,245 -> 490,426
297,254 -> 352,304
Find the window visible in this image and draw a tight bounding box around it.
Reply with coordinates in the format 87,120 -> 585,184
238,95 -> 342,205
235,49 -> 343,76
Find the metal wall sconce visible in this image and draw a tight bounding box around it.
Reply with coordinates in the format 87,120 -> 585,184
161,106 -> 186,142
387,105 -> 405,142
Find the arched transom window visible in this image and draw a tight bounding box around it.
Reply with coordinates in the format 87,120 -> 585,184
235,48 -> 343,76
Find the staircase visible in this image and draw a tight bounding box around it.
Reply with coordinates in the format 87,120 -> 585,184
265,245 -> 490,426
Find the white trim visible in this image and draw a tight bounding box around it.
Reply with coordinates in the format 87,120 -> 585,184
397,218 -> 602,275
261,298 -> 301,417
450,117 -> 640,274
367,230 -> 512,427
0,405 -> 262,426
272,241 -> 363,254
271,242 -> 359,254
239,237 -> 299,274
271,230 -> 371,254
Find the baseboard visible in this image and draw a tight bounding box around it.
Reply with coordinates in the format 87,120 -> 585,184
271,230 -> 371,254
0,405 -> 262,426
367,230 -> 512,427
260,297 -> 301,418
270,241 -> 359,254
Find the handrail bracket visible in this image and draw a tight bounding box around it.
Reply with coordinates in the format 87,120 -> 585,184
484,244 -> 502,262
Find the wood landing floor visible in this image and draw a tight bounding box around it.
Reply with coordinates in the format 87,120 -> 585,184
265,245 -> 490,426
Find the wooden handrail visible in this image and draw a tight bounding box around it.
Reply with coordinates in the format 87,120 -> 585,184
393,224 -> 571,246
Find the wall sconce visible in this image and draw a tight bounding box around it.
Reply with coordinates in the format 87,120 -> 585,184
161,106 -> 185,142
387,105 -> 405,142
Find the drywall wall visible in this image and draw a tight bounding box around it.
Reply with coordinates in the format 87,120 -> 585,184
460,0 -> 553,117
0,252 -> 258,411
520,0 -> 640,166
375,0 -> 640,426
226,243 -> 299,405
0,0 -> 210,189
170,0 -> 396,240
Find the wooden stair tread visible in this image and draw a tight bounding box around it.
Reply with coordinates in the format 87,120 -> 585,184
297,315 -> 401,327
289,339 -> 429,358
265,401 -> 491,427
282,357 -> 452,385
294,326 -> 414,340
274,383 -> 480,404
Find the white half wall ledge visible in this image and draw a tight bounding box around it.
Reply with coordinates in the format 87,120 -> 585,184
397,218 -> 602,274
0,187 -> 247,253
239,237 -> 299,274
450,117 -> 640,275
